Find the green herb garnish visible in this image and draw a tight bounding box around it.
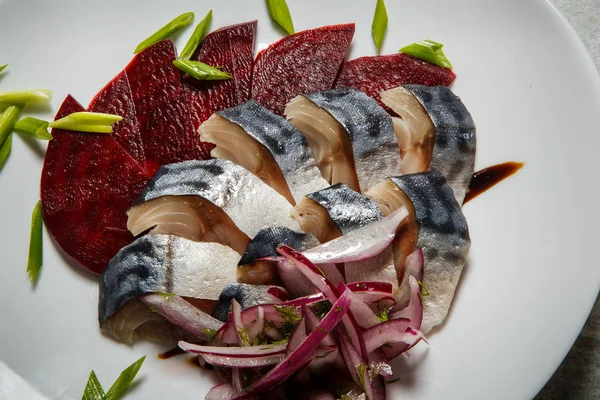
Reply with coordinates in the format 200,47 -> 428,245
104,356 -> 146,400
372,0 -> 388,53
376,302 -> 389,322
179,10 -> 213,60
0,104 -> 23,151
315,349 -> 336,359
0,89 -> 51,107
202,328 -> 217,344
266,0 -> 295,35
274,305 -> 301,339
0,64 -> 7,73
82,371 -> 105,400
237,326 -> 251,346
173,59 -> 231,81
0,134 -> 12,171
312,300 -> 332,319
400,40 -> 453,68
158,292 -> 174,301
27,201 -> 44,283
14,117 -> 52,140
356,363 -> 369,390
49,112 -> 123,134
417,280 -> 430,296
134,12 -> 194,54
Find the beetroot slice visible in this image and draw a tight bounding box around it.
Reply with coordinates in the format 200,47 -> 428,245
88,71 -> 147,171
334,53 -> 456,111
125,40 -> 209,174
251,24 -> 355,115
186,20 -> 256,130
41,95 -> 150,275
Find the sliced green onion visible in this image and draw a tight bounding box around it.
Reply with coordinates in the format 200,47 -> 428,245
14,117 -> 52,140
400,40 -> 453,68
27,201 -> 43,283
134,12 -> 194,54
266,0 -> 295,35
82,371 -> 105,400
104,356 -> 146,400
49,112 -> 123,133
179,10 -> 213,60
0,104 -> 23,149
372,0 -> 388,53
0,134 -> 12,171
173,59 -> 231,81
0,89 -> 51,107
0,64 -> 7,73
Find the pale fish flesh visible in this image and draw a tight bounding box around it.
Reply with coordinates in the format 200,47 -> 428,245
367,171 -> 471,333
285,87 -> 400,192
381,85 -> 476,204
99,234 -> 240,324
200,100 -> 329,204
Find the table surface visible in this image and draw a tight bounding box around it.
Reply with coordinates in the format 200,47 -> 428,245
536,2 -> 600,398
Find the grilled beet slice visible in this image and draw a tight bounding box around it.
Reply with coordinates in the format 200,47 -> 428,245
334,53 -> 456,111
41,95 -> 150,275
125,40 -> 208,174
252,24 -> 355,115
186,21 -> 257,130
88,71 -> 147,171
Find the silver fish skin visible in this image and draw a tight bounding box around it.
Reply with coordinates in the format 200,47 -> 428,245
212,284 -> 278,322
390,171 -> 471,333
217,100 -> 329,202
239,227 -> 320,266
307,183 -> 383,235
302,87 -> 401,191
133,159 -> 302,237
99,234 -> 240,324
403,85 -> 476,204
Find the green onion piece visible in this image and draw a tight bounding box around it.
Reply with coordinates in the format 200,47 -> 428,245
14,117 -> 52,140
134,12 -> 194,54
49,112 -> 123,134
82,371 -> 105,400
266,0 -> 295,35
0,89 -> 51,107
399,40 -> 453,68
27,201 -> 43,283
179,10 -> 213,60
173,59 -> 231,81
104,356 -> 146,400
0,134 -> 12,171
0,104 -> 23,150
372,0 -> 388,53
0,64 -> 7,73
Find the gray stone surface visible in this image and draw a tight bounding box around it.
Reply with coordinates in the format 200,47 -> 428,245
536,1 -> 600,399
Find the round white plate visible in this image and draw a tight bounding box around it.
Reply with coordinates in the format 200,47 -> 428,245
1,0 -> 599,399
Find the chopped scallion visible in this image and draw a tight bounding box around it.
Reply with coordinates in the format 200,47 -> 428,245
372,0 -> 388,53
0,104 -> 23,150
82,371 -> 105,400
104,356 -> 146,400
179,10 -> 213,60
134,12 -> 195,54
0,89 -> 51,107
399,40 -> 453,68
27,201 -> 43,283
49,112 -> 122,134
14,117 -> 52,140
0,134 -> 12,171
266,0 -> 295,35
0,64 -> 7,73
173,59 -> 231,81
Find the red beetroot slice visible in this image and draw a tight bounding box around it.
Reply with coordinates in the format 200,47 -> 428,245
88,71 -> 147,171
334,53 -> 456,111
252,23 -> 355,115
186,20 -> 256,130
125,40 -> 209,174
41,95 -> 150,275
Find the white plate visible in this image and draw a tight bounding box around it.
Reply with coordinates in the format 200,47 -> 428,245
1,0 -> 599,398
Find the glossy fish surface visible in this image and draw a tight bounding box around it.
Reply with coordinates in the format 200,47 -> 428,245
239,227 -> 319,266
99,234 -> 240,323
369,171 -> 471,332
288,87 -> 400,192
382,85 -> 476,204
212,284 -> 277,322
201,100 -> 328,204
132,159 -> 302,238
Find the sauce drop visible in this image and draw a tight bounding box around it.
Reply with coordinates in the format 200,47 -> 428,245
157,346 -> 186,360
464,162 -> 524,204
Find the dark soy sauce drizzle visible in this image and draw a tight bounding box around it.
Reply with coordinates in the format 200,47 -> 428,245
464,162 -> 524,204
157,346 -> 186,359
